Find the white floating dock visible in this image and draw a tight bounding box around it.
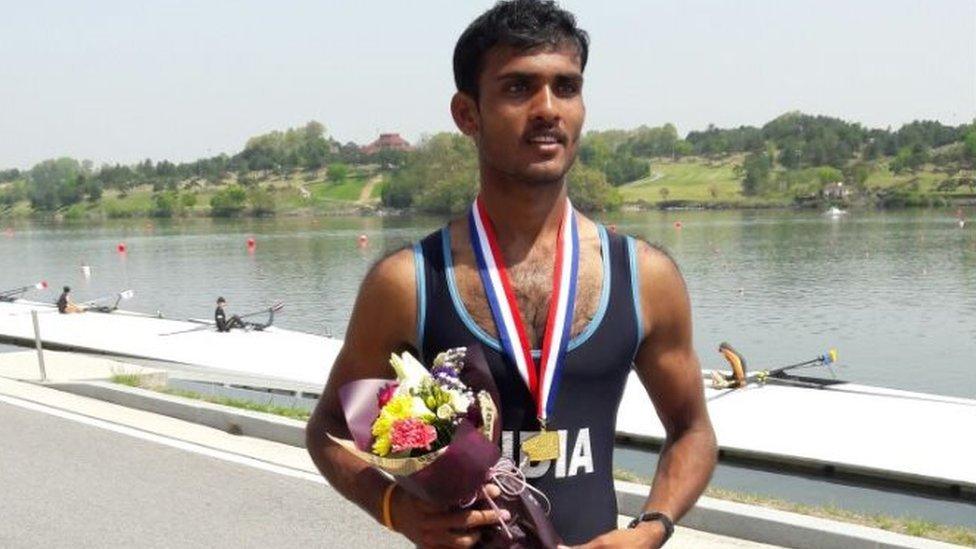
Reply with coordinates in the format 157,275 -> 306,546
617,373 -> 976,497
2,299 -> 973,498
0,300 -> 340,388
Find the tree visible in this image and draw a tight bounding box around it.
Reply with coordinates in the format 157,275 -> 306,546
28,157 -> 82,211
963,128 -> 976,167
150,192 -> 177,218
741,152 -> 771,196
658,187 -> 670,201
0,168 -> 21,183
845,162 -> 872,192
248,186 -> 277,216
382,133 -> 478,214
180,192 -> 198,211
890,144 -> 929,174
567,163 -> 621,212
602,154 -> 648,185
83,175 -> 103,201
210,186 -> 248,217
328,163 -> 349,182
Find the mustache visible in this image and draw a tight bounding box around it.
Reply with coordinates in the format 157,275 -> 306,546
523,127 -> 568,144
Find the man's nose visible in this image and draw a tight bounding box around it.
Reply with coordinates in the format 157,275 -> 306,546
530,85 -> 559,123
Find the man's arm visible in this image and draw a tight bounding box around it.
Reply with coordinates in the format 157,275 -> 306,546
583,241 -> 717,548
305,248 -> 503,548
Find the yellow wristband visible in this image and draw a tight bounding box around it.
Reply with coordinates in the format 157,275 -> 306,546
382,483 -> 397,531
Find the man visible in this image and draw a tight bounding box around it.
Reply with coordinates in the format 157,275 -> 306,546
306,1 -> 717,546
214,297 -> 244,332
56,286 -> 84,314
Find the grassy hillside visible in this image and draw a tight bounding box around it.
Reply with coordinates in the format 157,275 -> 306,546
616,155 -> 971,208
619,156 -> 745,203
0,166 -> 385,219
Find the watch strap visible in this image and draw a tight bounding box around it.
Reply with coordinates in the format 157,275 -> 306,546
627,511 -> 675,544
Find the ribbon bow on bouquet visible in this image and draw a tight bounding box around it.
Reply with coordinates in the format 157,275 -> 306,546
462,457 -> 555,546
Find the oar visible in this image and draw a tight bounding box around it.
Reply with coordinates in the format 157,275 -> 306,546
237,300 -> 284,320
80,289 -> 135,312
754,349 -> 838,383
0,281 -> 48,300
159,301 -> 284,336
708,344 -> 838,389
80,289 -> 134,307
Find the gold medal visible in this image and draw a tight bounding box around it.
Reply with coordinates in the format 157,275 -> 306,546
521,421 -> 560,462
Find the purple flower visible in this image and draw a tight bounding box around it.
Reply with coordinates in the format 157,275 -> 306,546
431,364 -> 459,379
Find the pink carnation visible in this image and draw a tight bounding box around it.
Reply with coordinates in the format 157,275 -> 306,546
377,382 -> 399,408
390,418 -> 437,453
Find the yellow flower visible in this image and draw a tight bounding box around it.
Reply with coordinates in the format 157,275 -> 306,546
372,433 -> 392,456
371,394 -> 433,456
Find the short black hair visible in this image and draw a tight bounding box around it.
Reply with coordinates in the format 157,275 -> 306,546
63,286 -> 70,293
453,0 -> 589,100
216,297 -> 226,304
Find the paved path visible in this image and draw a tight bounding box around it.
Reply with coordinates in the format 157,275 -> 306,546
0,399 -> 406,548
0,377 -> 781,548
357,174 -> 383,204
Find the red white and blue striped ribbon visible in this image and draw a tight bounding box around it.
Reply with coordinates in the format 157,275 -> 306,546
468,196 -> 579,422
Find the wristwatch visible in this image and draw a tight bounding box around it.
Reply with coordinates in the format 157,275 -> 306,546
627,511 -> 675,545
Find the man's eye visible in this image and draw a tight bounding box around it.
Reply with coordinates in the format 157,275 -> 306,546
506,82 -> 528,94
557,82 -> 580,96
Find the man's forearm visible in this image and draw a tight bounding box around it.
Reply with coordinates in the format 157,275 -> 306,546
306,416 -> 392,525
643,422 -> 717,520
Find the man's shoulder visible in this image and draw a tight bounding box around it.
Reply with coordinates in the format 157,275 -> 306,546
368,247 -> 416,287
630,236 -> 680,279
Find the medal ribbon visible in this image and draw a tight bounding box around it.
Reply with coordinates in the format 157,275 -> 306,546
468,196 -> 579,422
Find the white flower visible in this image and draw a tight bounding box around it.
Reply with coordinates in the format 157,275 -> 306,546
390,352 -> 430,395
449,390 -> 471,414
411,396 -> 435,420
436,403 -> 455,420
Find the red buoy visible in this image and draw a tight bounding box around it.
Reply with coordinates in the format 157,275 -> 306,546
674,221 -> 683,229
117,242 -> 127,253
246,237 -> 256,249
357,234 -> 369,248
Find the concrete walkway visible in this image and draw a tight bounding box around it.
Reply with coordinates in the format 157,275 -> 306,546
0,348 -> 164,382
0,373 -> 782,548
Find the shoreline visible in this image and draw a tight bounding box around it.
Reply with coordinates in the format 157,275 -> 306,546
2,196 -> 973,221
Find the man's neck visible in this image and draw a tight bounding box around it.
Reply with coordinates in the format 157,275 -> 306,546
478,173 -> 568,250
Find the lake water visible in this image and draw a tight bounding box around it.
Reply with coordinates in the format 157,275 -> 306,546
2,209 -> 975,526
3,209 -> 973,397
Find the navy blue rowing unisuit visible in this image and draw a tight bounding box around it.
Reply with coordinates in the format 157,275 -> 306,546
414,224 -> 643,545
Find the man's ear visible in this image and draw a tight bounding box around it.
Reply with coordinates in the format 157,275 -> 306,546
451,92 -> 480,136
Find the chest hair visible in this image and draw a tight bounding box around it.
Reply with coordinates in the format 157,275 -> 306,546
453,224 -> 603,349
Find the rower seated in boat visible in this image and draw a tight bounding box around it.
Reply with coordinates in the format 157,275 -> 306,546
57,286 -> 86,314
215,297 -> 244,332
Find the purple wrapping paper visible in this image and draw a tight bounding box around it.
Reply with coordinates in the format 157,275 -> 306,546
337,345 -> 561,548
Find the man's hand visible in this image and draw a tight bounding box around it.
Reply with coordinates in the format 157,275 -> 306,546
391,483 -> 509,549
573,523 -> 666,549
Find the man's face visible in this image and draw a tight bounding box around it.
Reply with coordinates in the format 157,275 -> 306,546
466,44 -> 585,186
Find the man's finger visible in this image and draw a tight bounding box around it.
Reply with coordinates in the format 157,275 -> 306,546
479,483 -> 502,499
438,508 -> 509,530
442,531 -> 482,549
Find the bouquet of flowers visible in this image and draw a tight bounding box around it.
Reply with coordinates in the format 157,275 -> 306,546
331,345 -> 560,548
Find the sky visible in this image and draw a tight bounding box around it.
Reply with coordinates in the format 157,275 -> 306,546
0,0 -> 973,169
